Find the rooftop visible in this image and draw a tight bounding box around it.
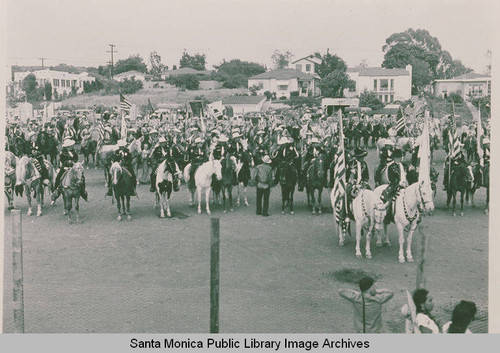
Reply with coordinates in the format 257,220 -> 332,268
222,96 -> 266,105
249,68 -> 316,80
347,67 -> 410,77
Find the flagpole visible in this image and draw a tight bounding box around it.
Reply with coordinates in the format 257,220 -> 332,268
339,109 -> 347,213
448,101 -> 456,188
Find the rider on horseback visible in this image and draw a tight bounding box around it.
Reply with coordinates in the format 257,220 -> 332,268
26,131 -> 50,187
52,139 -> 89,202
212,134 -> 229,160
375,140 -> 395,185
443,146 -> 466,191
107,140 -> 137,196
149,137 -> 180,193
381,148 -> 408,220
300,137 -> 324,190
186,137 -> 208,189
253,130 -> 269,166
273,136 -> 300,186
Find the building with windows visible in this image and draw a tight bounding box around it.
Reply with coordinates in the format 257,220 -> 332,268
221,96 -> 267,115
248,68 -> 320,99
12,69 -> 96,97
433,72 -> 491,100
290,55 -> 322,77
345,65 -> 412,103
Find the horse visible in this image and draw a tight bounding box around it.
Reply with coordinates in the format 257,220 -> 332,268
405,162 -> 439,197
463,135 -> 478,162
221,155 -> 238,213
59,162 -> 85,224
15,156 -> 55,217
4,151 -> 18,210
305,156 -> 325,215
374,180 -> 434,263
184,160 -> 223,215
336,187 -> 386,259
81,139 -> 98,169
154,159 -> 176,218
277,160 -> 298,215
128,139 -> 142,185
96,144 -> 119,187
235,151 -> 252,207
37,131 -> 59,167
109,161 -> 134,221
446,164 -> 474,217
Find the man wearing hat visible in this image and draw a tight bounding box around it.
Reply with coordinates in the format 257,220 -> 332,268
186,137 -> 208,190
381,148 -> 407,219
80,122 -> 92,150
149,136 -> 180,192
443,143 -> 466,191
26,131 -> 50,187
375,140 -> 395,185
52,139 -> 88,202
347,147 -> 370,186
212,134 -> 229,160
228,131 -> 244,158
107,140 -> 137,196
255,155 -> 274,216
253,130 -> 269,166
482,137 -> 490,166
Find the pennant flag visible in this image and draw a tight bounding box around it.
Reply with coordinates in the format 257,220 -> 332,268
121,111 -> 127,139
418,110 -> 431,183
120,93 -> 132,112
189,100 -> 204,117
333,112 -> 346,224
396,107 -> 406,135
207,100 -> 224,116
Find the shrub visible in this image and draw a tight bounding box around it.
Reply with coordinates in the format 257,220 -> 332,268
264,91 -> 272,100
359,90 -> 384,111
166,74 -> 200,90
290,91 -> 299,97
448,92 -> 463,104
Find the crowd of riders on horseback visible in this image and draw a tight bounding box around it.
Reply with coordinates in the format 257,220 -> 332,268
4,102 -> 490,218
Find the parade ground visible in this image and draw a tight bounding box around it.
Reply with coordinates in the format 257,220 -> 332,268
2,148 -> 488,333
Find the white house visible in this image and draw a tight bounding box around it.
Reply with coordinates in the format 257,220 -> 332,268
433,72 -> 491,100
221,96 -> 267,115
13,69 -> 96,96
290,55 -> 322,77
113,70 -> 153,82
345,65 -> 412,103
248,68 -> 319,99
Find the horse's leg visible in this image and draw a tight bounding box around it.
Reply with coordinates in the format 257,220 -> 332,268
405,225 -> 417,263
36,185 -> 43,217
159,192 -> 165,218
197,187 -> 202,214
189,188 -> 195,206
205,187 -> 211,215
229,186 -> 234,212
397,222 -> 406,263
236,183 -> 241,206
67,196 -> 73,224
311,189 -> 316,215
290,187 -> 295,215
452,191 -> 457,217
471,189 -> 475,208
365,223 -> 374,259
126,196 -> 131,221
485,186 -> 489,214
243,184 -> 249,206
75,195 -> 80,223
222,186 -> 227,214
116,194 -> 122,221
166,191 -> 171,218
281,186 -> 286,214
460,190 -> 465,216
318,188 -> 323,214
355,219 -> 362,258
26,185 -> 33,216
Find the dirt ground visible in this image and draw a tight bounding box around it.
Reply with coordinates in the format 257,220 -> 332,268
2,148 -> 488,333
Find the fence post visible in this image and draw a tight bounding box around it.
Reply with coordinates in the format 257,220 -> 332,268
416,225 -> 428,290
210,218 -> 220,333
11,209 -> 25,333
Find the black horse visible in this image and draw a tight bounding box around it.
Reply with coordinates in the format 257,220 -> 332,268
37,131 -> 59,166
276,160 -> 298,215
446,164 -> 474,217
81,139 -> 98,168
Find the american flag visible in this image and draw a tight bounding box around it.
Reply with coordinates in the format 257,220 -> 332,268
120,93 -> 132,112
333,112 -> 346,224
396,107 -> 406,135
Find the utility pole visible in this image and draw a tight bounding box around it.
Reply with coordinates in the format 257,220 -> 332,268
107,44 -> 117,79
38,57 -> 47,69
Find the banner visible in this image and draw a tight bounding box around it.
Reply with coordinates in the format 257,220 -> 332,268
189,101 -> 204,117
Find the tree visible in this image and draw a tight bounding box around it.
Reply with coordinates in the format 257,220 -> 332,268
44,82 -> 52,101
315,51 -> 348,78
271,50 -> 294,69
359,90 -> 384,110
114,55 -> 148,75
382,28 -> 473,92
215,59 -> 266,77
179,51 -> 206,71
149,51 -> 167,78
166,74 -> 200,90
22,73 -> 40,102
249,85 -> 260,96
318,71 -> 354,98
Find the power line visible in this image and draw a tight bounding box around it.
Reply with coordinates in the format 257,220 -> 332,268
107,44 -> 117,79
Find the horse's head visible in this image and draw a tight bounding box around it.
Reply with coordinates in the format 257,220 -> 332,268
71,162 -> 84,186
110,161 -> 122,185
315,157 -> 325,179
213,159 -> 223,181
417,180 -> 435,214
465,164 -> 475,188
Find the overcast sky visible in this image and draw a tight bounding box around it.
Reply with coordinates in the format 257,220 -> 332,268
5,0 -> 494,73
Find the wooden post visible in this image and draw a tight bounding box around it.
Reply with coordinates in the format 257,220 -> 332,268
11,209 -> 25,333
210,218 -> 220,333
416,225 -> 428,289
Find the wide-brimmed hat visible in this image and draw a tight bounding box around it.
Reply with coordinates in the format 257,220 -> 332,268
117,140 -> 127,147
149,129 -> 158,134
158,137 -> 167,143
256,130 -> 265,135
483,137 -> 490,144
278,137 -> 290,145
194,137 -> 203,144
62,139 -> 75,148
353,147 -> 368,158
218,135 -> 229,143
310,137 -> 320,144
262,155 -> 272,164
385,139 -> 395,146
232,132 -> 242,139
388,128 -> 397,137
27,131 -> 37,140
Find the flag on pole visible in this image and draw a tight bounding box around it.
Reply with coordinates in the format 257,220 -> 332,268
418,110 -> 431,183
396,107 -> 406,135
333,111 -> 346,224
120,111 -> 127,140
120,93 -> 132,112
477,105 -> 484,166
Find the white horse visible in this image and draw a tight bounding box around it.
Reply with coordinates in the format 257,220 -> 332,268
155,159 -> 175,218
374,180 -> 434,263
184,160 -> 223,215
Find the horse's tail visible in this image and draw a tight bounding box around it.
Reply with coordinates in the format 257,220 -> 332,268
16,156 -> 28,185
183,163 -> 191,184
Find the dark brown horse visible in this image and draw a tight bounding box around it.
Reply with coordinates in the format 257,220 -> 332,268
306,156 -> 325,215
59,162 -> 85,224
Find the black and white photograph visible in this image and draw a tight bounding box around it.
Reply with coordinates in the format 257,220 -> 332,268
1,0 -> 496,337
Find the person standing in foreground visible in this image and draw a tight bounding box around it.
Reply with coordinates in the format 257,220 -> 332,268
413,289 -> 440,333
442,300 -> 477,334
338,276 -> 394,333
255,155 -> 273,216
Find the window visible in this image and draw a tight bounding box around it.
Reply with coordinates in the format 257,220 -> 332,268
488,81 -> 491,95
72,80 -> 77,87
349,82 -> 356,92
379,95 -> 383,101
296,64 -> 302,71
66,80 -> 70,87
258,81 -> 263,89
380,79 -> 389,91
374,79 -> 377,90
384,95 -> 388,102
53,79 -> 59,87
306,64 -> 311,72
61,80 -> 65,87
278,85 -> 288,91
390,95 -> 394,103
390,79 -> 394,91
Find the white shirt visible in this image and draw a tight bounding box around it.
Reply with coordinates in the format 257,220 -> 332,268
415,313 -> 440,334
